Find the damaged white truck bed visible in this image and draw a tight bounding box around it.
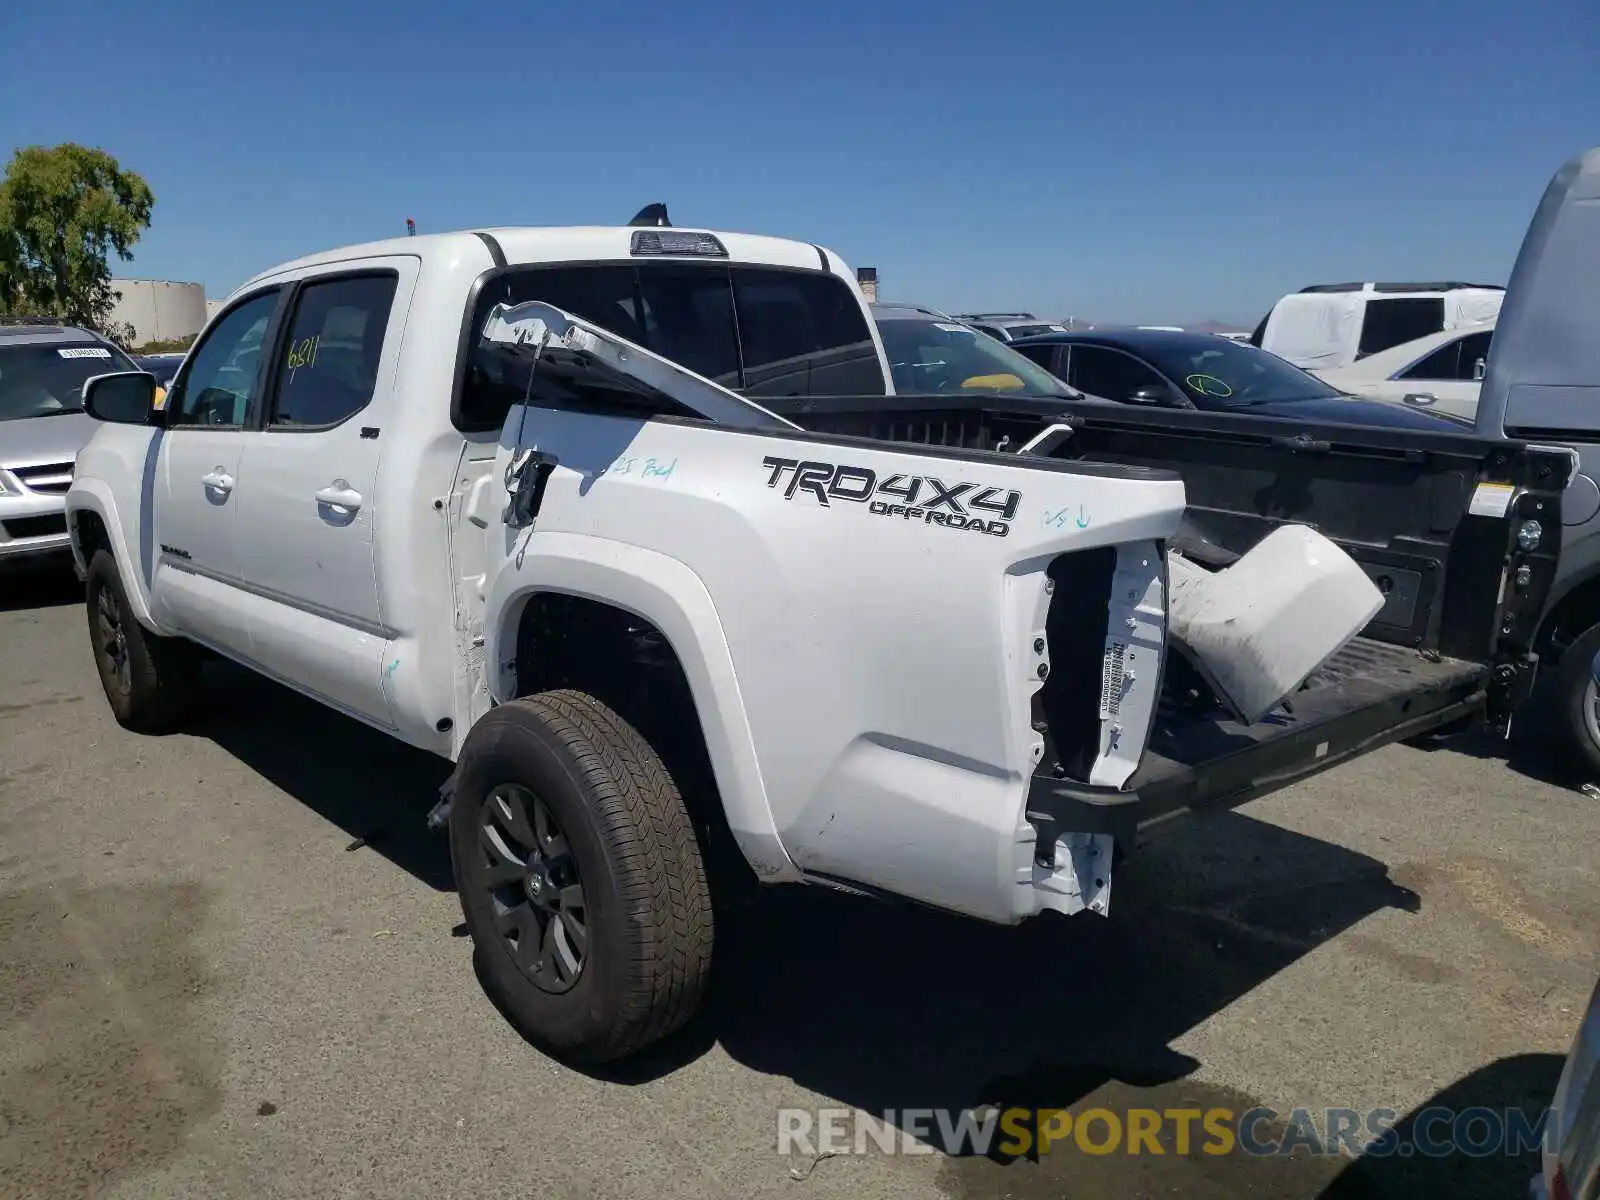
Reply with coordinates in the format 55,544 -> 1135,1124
64,224 -> 1566,1062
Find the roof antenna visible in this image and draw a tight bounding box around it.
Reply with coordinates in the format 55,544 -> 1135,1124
629,203 -> 670,227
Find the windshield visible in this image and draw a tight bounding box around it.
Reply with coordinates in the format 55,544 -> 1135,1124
1139,337 -> 1344,407
876,317 -> 1073,398
0,341 -> 139,421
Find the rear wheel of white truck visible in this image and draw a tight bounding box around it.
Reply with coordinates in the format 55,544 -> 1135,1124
449,690 -> 713,1063
85,549 -> 202,733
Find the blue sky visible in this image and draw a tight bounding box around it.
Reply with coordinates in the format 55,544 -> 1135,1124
2,0 -> 1594,325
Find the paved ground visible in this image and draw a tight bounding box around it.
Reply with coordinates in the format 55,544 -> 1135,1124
2,559 -> 1597,1200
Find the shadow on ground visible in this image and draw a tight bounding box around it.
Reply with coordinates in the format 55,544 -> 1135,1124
691,812 -> 1419,1116
182,652 -> 1530,1200
1408,677 -> 1590,791
0,556 -> 82,614
1318,1052 -> 1564,1199
192,661 -> 455,891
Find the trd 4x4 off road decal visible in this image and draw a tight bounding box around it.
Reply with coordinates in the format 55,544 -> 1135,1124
761,456 -> 1020,537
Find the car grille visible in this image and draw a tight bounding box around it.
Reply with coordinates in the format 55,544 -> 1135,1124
12,461 -> 74,494
2,514 -> 69,539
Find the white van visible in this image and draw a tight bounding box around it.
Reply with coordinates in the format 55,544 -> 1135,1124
1250,281 -> 1504,370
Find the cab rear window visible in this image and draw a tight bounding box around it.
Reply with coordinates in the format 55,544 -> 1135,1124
456,262 -> 885,432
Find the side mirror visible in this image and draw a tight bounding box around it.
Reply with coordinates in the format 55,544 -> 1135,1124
1126,384 -> 1171,406
83,371 -> 162,426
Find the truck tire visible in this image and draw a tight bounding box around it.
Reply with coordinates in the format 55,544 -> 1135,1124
449,689 -> 713,1063
1554,620 -> 1600,779
85,548 -> 203,733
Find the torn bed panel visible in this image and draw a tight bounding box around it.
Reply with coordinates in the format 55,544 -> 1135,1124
1166,525 -> 1384,725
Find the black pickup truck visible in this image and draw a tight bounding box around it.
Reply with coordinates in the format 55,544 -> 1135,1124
767,392 -> 1570,845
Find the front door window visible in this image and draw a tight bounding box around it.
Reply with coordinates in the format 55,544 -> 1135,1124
168,291 -> 279,427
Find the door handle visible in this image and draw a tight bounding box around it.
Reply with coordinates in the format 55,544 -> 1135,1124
1403,392 -> 1438,407
314,481 -> 363,511
200,467 -> 235,493
1270,432 -> 1331,454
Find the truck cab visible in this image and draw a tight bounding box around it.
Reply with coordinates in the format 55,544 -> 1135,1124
66,226 -> 895,751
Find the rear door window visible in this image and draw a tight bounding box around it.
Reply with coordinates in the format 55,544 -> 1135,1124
1068,346 -> 1165,401
1400,330 -> 1492,381
1358,298 -> 1445,357
267,274 -> 398,428
1013,343 -> 1059,371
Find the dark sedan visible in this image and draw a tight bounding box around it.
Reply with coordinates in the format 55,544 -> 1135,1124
134,353 -> 186,387
1010,329 -> 1467,430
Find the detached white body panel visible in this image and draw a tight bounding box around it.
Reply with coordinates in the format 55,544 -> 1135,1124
1167,526 -> 1385,724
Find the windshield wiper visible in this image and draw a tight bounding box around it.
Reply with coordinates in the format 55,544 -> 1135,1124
10,407 -> 85,420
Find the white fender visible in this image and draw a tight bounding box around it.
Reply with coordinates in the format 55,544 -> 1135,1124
483,532 -> 801,883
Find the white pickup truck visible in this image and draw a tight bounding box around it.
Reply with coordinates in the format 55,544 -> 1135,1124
65,223 -> 1567,1063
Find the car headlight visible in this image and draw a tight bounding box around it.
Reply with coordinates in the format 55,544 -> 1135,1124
1517,519 -> 1543,553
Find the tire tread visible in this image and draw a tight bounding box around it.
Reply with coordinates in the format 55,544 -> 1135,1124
473,689 -> 712,1060
86,549 -> 201,732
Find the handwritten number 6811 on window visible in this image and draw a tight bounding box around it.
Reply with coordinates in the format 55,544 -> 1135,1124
286,335 -> 319,378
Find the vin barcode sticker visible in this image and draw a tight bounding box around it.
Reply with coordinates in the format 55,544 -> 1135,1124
1099,640 -> 1127,719
58,347 -> 112,359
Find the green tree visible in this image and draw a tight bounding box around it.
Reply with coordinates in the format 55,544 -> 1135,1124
0,143 -> 154,339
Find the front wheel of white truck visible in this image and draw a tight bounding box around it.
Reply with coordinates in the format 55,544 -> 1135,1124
85,549 -> 203,733
449,690 -> 714,1063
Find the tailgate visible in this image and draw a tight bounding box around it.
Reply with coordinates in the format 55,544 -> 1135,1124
1027,635 -> 1489,849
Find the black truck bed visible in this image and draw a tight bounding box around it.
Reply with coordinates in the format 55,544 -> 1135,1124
767,391 -> 1569,848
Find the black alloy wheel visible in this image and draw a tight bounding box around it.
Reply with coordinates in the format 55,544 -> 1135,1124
91,578 -> 132,700
477,782 -> 590,993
